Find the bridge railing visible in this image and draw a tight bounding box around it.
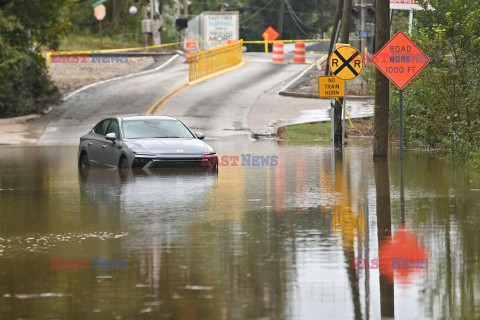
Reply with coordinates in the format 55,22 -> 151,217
188,40 -> 243,82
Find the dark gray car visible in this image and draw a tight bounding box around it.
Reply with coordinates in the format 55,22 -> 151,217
78,115 -> 218,169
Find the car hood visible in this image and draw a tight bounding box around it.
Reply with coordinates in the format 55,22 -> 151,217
125,138 -> 213,155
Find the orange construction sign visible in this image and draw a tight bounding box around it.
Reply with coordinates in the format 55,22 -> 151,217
372,31 -> 430,90
262,26 -> 279,41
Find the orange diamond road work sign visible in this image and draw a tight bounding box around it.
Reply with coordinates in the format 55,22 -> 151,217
372,30 -> 430,90
329,46 -> 364,80
262,26 -> 279,41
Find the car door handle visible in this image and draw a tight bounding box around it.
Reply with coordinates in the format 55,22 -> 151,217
102,145 -> 107,149
88,142 -> 93,146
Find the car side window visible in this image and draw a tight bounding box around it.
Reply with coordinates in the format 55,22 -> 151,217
94,120 -> 111,136
93,122 -> 102,134
106,120 -> 120,139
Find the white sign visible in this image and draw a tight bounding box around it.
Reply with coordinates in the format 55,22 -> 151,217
390,0 -> 422,10
94,4 -> 106,21
204,14 -> 239,48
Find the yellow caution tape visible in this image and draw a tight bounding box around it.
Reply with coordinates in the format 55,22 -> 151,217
335,97 -> 364,138
44,38 -> 362,56
42,38 -> 361,68
243,39 -> 361,44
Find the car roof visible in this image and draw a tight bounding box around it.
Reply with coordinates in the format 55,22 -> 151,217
115,114 -> 179,121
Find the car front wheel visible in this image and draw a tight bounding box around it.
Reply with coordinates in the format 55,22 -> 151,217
119,156 -> 129,169
79,153 -> 90,168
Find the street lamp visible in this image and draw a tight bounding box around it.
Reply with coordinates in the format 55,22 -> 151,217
129,6 -> 138,15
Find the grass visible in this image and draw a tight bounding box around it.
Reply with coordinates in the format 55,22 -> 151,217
277,117 -> 374,141
277,122 -> 331,141
57,34 -> 142,51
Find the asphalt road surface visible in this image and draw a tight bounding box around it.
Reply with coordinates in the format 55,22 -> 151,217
37,52 -> 322,145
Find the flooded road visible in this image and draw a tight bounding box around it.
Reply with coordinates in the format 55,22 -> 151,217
0,140 -> 479,319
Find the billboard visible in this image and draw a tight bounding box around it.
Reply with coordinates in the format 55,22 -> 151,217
187,11 -> 239,50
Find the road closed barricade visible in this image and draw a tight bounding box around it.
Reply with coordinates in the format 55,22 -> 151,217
294,41 -> 306,63
272,42 -> 285,63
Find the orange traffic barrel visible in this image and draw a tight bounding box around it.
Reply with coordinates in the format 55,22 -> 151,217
272,41 -> 284,63
227,39 -> 237,44
294,41 -> 306,63
186,39 -> 197,62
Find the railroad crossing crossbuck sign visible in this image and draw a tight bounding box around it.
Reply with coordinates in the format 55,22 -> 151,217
329,46 -> 364,80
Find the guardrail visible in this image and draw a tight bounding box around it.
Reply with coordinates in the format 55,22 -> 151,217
188,40 -> 243,82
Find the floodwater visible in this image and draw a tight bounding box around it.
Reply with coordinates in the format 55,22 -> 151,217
0,139 -> 479,320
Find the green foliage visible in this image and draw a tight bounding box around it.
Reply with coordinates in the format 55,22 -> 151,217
398,0 -> 480,169
391,10 -> 409,34
0,51 -> 57,116
64,0 -> 143,45
0,1 -> 68,117
360,63 -> 376,96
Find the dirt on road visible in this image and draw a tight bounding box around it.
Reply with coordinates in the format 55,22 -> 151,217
49,56 -> 156,94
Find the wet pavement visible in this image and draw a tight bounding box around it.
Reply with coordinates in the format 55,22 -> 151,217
0,139 -> 479,319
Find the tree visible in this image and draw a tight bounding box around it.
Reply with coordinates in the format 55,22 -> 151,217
399,0 -> 480,167
325,0 -> 344,76
373,0 -> 390,158
0,0 -> 71,117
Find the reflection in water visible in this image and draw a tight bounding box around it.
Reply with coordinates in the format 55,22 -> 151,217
332,151 -> 365,320
374,159 -> 395,318
0,144 -> 479,319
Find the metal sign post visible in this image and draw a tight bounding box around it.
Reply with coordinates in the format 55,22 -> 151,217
399,90 -> 404,159
318,76 -> 345,146
328,46 -> 363,146
342,83 -> 347,145
331,99 -> 335,150
93,3 -> 107,49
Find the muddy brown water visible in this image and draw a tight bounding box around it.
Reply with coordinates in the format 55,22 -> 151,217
0,140 -> 479,319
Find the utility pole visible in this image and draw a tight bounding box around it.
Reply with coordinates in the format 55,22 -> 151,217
373,0 -> 390,158
325,0 -> 344,76
332,0 -> 352,147
184,0 -> 188,18
142,0 -> 149,46
277,0 -> 286,39
360,0 -> 366,52
340,0 -> 352,45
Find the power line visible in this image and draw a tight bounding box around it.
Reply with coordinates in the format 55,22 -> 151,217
284,0 -> 314,37
285,0 -> 315,30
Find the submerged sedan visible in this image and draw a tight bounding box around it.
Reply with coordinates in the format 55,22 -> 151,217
78,115 -> 218,169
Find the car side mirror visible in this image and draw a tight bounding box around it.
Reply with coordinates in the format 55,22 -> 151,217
105,133 -> 117,141
195,132 -> 205,140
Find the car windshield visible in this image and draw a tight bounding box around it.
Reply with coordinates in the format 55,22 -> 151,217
122,119 -> 194,139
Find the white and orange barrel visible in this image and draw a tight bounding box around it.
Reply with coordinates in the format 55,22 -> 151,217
272,41 -> 284,63
185,39 -> 198,62
294,41 -> 306,63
